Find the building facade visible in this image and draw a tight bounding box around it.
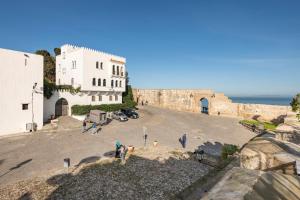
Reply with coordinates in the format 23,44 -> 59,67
0,48 -> 43,135
44,44 -> 126,121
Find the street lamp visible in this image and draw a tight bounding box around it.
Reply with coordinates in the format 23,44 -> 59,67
31,83 -> 37,132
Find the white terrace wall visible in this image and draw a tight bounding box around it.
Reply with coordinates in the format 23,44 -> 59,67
133,89 -> 292,121
44,90 -> 122,122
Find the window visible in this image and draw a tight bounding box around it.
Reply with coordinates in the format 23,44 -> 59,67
25,58 -> 27,66
115,80 -> 118,87
111,80 -> 114,88
100,62 -> 103,69
103,79 -> 106,86
96,61 -> 99,69
72,60 -> 76,69
115,95 -> 118,101
98,78 -> 101,86
71,78 -> 74,85
117,66 -> 119,75
92,96 -> 95,102
119,80 -> 122,87
22,104 -> 29,110
121,67 -> 124,76
109,95 -> 112,101
99,95 -> 102,101
92,78 -> 96,86
112,65 -> 115,75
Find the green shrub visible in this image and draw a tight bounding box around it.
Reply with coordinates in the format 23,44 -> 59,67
71,102 -> 137,115
221,144 -> 238,160
240,119 -> 277,131
43,78 -> 80,99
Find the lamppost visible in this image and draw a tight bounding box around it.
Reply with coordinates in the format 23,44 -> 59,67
31,82 -> 37,132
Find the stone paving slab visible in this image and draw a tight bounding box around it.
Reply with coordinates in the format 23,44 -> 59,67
0,106 -> 255,186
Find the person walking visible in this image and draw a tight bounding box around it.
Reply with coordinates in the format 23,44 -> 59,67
182,133 -> 187,148
82,120 -> 87,133
92,122 -> 97,134
179,133 -> 187,148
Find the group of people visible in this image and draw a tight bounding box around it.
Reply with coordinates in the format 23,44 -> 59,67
82,120 -> 99,134
115,140 -> 128,163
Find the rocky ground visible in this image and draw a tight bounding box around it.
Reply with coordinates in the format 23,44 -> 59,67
0,147 -> 212,200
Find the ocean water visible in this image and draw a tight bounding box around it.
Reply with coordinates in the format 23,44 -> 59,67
230,97 -> 292,106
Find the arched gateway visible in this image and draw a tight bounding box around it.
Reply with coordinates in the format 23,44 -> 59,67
55,98 -> 69,117
200,98 -> 209,114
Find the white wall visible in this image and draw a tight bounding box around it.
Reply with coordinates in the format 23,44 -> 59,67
56,44 -> 126,93
44,91 -> 122,122
0,48 -> 43,135
56,48 -> 83,88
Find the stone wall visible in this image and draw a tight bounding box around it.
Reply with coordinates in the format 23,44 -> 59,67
133,89 -> 292,121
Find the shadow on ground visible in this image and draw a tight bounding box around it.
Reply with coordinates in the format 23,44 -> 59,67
0,159 -> 32,179
0,148 -> 213,200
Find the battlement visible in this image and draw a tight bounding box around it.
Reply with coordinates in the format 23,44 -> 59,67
61,44 -> 126,63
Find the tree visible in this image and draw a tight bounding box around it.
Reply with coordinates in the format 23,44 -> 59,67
291,94 -> 300,121
54,48 -> 61,56
125,71 -> 129,86
35,50 -> 56,82
122,72 -> 137,107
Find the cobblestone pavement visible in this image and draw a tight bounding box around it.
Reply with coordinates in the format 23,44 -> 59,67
0,106 -> 255,186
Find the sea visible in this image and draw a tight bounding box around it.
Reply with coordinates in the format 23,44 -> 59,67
229,96 -> 292,106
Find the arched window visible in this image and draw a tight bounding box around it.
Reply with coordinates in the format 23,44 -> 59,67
117,66 -> 119,75
103,79 -> 106,86
115,80 -> 118,87
111,80 -> 114,88
119,80 -> 122,87
98,78 -> 101,86
92,78 -> 96,86
96,61 -> 99,69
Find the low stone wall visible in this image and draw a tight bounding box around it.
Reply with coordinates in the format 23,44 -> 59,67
133,89 -> 292,121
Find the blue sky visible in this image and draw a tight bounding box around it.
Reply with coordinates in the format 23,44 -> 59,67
0,0 -> 299,96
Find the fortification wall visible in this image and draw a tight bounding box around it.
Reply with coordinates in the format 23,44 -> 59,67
133,89 -> 292,121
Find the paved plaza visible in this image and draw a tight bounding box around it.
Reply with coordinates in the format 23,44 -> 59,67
0,106 -> 255,186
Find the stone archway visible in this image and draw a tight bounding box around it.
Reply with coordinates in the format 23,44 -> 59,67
200,98 -> 209,114
55,98 -> 69,117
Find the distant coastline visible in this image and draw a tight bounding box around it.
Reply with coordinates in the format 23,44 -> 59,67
230,96 -> 292,106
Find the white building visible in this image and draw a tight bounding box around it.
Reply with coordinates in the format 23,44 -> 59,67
43,44 -> 126,121
0,48 -> 43,136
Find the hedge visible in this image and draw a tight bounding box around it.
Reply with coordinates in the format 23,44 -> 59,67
71,101 -> 137,115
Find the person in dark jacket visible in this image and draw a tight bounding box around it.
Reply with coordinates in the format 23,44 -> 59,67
179,133 -> 187,148
82,120 -> 87,133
